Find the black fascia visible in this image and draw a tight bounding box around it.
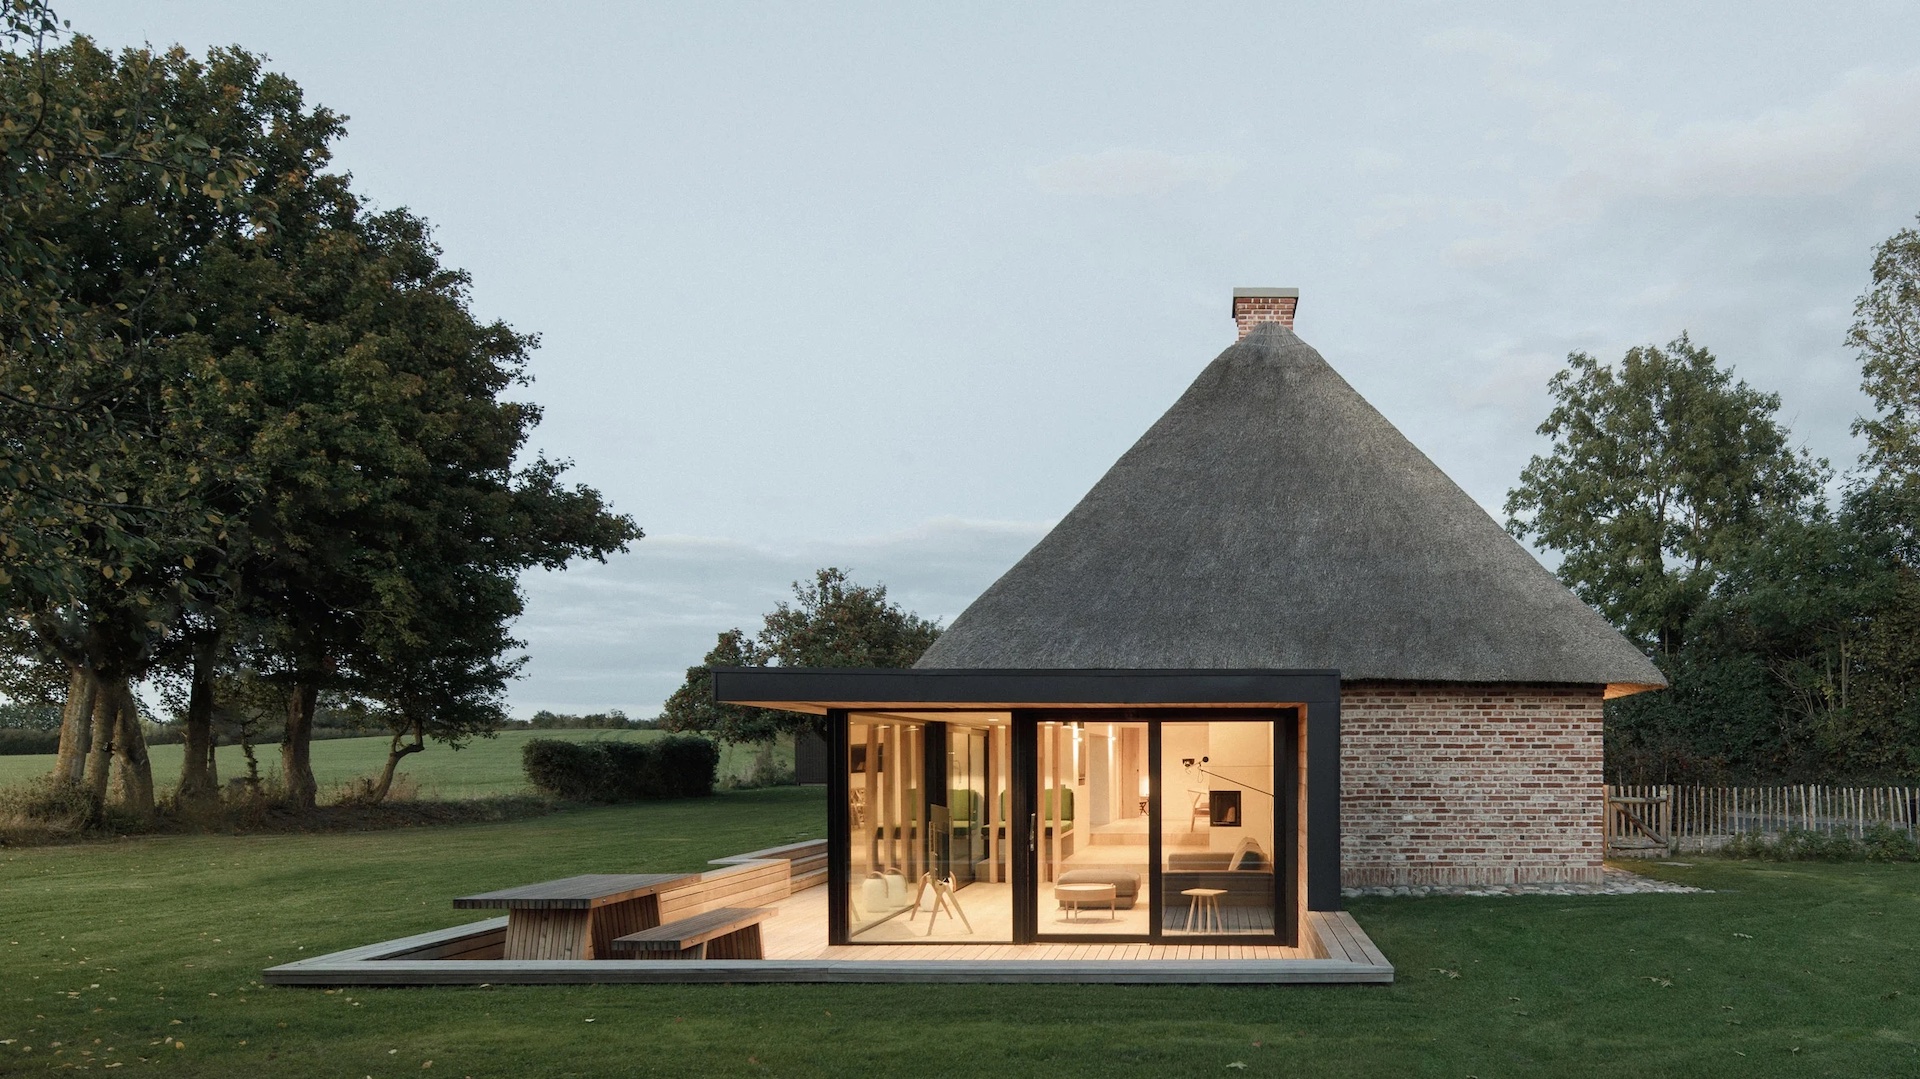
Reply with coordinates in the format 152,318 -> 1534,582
710,667 -> 1341,709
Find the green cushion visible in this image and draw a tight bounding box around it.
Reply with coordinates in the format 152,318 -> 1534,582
998,787 -> 1074,822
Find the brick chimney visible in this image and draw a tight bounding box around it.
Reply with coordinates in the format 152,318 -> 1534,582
1232,288 -> 1298,340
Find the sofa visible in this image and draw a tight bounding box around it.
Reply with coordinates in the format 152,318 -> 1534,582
1164,837 -> 1274,907
1055,869 -> 1142,910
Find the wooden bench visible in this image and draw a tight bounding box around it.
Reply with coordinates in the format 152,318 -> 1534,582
453,873 -> 694,960
611,906 -> 777,960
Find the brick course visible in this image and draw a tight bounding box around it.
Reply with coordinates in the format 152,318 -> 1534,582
1339,682 -> 1605,887
1233,295 -> 1297,338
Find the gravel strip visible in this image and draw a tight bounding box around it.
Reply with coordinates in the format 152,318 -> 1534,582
1342,866 -> 1706,898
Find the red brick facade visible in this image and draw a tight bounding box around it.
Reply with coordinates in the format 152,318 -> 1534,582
1233,294 -> 1297,338
1338,682 -> 1606,887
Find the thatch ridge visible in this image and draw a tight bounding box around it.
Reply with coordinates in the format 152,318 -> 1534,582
916,323 -> 1665,689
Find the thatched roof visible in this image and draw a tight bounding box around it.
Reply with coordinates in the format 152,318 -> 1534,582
917,323 -> 1665,694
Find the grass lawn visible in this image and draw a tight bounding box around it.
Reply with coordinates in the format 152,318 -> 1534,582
3,789 -> 1918,1078
0,728 -> 793,801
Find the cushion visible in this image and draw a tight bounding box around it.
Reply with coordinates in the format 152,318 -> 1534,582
1056,869 -> 1141,896
1228,837 -> 1268,872
1056,869 -> 1141,908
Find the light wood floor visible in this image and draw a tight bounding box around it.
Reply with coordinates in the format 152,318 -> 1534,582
765,885 -> 1315,961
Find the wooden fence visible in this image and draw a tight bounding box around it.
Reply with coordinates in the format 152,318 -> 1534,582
1604,784 -> 1920,856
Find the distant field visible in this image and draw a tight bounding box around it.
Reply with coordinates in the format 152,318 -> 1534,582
0,727 -> 792,800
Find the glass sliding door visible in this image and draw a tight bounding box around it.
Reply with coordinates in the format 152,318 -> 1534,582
1158,719 -> 1278,937
837,709 -> 1289,948
844,712 -> 1010,944
1036,720 -> 1150,936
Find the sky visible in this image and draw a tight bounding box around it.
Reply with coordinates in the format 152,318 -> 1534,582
65,1 -> 1920,717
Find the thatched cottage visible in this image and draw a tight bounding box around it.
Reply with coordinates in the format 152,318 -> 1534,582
716,290 -> 1663,950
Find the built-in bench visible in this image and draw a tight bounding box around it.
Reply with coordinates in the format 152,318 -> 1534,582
709,839 -> 827,892
611,906 -> 776,960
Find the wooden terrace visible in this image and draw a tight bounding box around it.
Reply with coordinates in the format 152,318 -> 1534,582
265,840 -> 1392,986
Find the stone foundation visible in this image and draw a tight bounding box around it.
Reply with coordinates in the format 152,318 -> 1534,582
1339,682 -> 1605,888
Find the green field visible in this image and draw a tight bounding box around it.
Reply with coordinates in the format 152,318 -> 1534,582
2,789 -> 1918,1077
0,728 -> 792,800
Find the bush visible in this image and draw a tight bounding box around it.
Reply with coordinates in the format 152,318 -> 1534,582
0,729 -> 62,755
0,776 -> 96,837
521,739 -> 605,801
1862,823 -> 1920,862
1723,827 -> 1920,862
718,743 -> 795,791
521,736 -> 719,803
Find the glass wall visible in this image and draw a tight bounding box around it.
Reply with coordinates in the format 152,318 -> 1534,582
1159,720 -> 1277,936
1040,720 -> 1150,936
837,711 -> 1286,945
846,712 -> 1011,943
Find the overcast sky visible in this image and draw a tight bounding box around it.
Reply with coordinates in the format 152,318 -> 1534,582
69,1 -> 1920,716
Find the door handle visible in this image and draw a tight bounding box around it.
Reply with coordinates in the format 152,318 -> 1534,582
1029,813 -> 1037,854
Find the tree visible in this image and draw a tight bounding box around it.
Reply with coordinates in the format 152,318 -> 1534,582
1,30 -> 281,814
1505,335 -> 1823,657
2,22 -> 639,814
1840,213 -> 1920,775
1850,212 -> 1920,555
231,208 -> 638,809
661,568 -> 941,743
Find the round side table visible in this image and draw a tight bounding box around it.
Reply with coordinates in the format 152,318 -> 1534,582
1055,882 -> 1119,922
1180,887 -> 1226,933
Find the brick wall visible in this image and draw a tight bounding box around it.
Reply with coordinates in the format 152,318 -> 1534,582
1233,294 -> 1297,338
1339,682 -> 1605,888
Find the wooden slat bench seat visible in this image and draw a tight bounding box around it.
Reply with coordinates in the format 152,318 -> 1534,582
611,907 -> 777,960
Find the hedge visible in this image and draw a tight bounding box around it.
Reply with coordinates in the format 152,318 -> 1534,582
0,730 -> 62,756
521,735 -> 720,802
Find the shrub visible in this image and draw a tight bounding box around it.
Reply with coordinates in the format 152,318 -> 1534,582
718,743 -> 795,790
520,736 -> 719,803
0,730 -> 62,756
1722,827 -> 1920,863
0,777 -> 96,837
646,736 -> 722,799
521,739 -> 606,802
1862,823 -> 1920,862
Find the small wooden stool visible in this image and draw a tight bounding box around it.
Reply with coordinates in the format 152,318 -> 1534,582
1180,887 -> 1226,933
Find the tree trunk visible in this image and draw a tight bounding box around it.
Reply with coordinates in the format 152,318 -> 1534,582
110,681 -> 155,815
175,638 -> 220,805
282,682 -> 319,810
367,720 -> 425,805
52,664 -> 96,786
82,677 -> 118,810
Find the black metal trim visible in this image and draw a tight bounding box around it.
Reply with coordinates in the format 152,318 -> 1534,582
1306,695 -> 1342,912
1147,716 -> 1164,941
1010,712 -> 1037,943
825,708 -> 850,946
1278,705 -> 1300,944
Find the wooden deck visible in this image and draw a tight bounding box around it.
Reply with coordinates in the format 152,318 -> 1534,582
264,841 -> 1392,986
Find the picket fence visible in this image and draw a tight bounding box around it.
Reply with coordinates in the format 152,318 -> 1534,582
1604,783 -> 1920,856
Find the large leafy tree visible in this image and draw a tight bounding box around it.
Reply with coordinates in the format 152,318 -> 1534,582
662,568 -> 941,743
228,206 -> 639,810
1839,213 -> 1920,775
1850,213 -> 1920,556
1505,335 -> 1823,657
2,18 -> 639,812
1,30 -> 285,812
